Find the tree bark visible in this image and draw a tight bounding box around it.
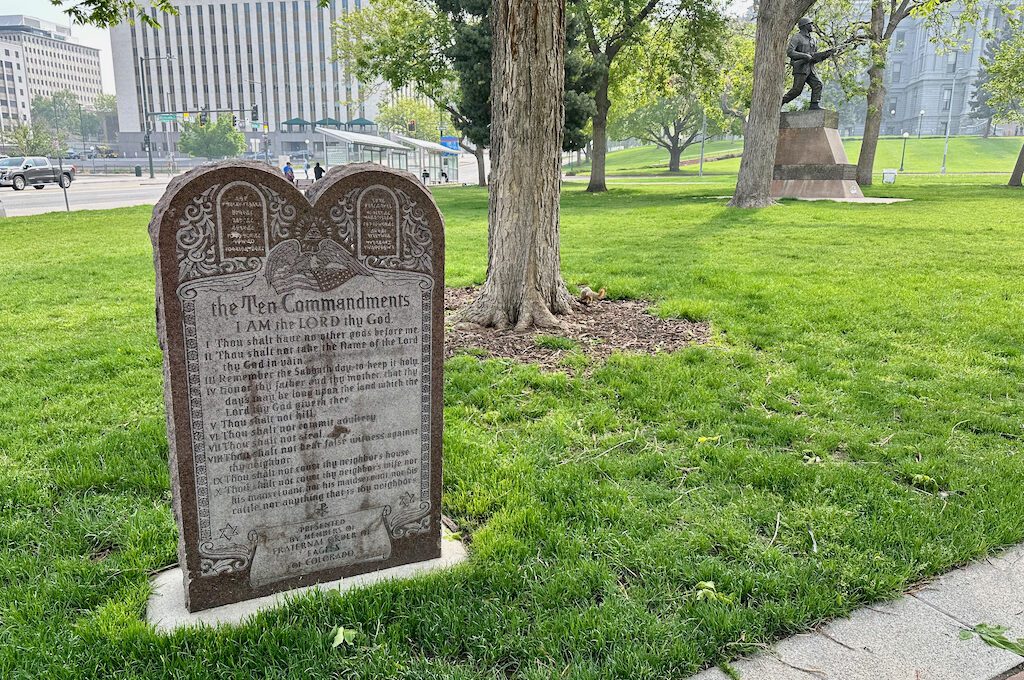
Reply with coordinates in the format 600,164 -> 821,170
857,64 -> 886,186
729,1 -> 801,208
856,1 -> 887,187
1010,140 -> 1024,187
586,68 -> 610,192
473,145 -> 486,186
668,143 -> 682,172
456,0 -> 573,330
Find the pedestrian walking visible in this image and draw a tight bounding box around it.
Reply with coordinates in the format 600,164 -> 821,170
304,161 -> 311,180
283,161 -> 296,185
313,162 -> 325,181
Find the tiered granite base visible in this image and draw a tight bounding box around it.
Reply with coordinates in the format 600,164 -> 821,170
772,109 -> 863,200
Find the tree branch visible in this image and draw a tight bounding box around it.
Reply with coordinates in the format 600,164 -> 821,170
607,0 -> 663,55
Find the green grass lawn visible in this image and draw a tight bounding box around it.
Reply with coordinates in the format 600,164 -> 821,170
579,136 -> 1023,177
3,177 -> 1024,678
567,140 -> 744,176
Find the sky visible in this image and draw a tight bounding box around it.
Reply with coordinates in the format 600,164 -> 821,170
5,2 -> 117,93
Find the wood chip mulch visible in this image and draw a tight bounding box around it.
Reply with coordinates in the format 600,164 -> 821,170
444,287 -> 711,372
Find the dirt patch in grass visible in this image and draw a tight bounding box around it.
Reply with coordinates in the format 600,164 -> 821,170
445,287 -> 711,371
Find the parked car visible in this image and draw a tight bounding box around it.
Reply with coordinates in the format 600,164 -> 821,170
0,156 -> 75,190
64,149 -> 82,160
290,150 -> 313,162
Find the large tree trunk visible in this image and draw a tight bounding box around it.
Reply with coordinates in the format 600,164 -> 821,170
457,0 -> 573,330
1010,141 -> 1024,187
857,64 -> 886,186
473,145 -> 486,186
586,69 -> 610,193
729,1 -> 799,207
458,139 -> 489,186
856,2 -> 887,187
668,143 -> 682,172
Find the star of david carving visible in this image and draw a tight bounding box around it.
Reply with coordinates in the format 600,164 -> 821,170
218,522 -> 239,540
399,492 -> 415,508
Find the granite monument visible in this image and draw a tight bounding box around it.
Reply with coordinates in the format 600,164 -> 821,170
150,161 -> 444,612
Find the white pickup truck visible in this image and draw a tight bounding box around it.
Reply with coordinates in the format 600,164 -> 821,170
0,156 -> 75,191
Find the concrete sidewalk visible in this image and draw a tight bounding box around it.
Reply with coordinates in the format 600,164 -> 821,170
694,545 -> 1024,680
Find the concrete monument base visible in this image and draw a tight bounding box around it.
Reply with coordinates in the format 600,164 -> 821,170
772,109 -> 863,200
147,528 -> 467,632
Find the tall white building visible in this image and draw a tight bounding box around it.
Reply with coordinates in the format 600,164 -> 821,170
109,0 -> 381,155
0,16 -> 103,108
0,40 -> 31,130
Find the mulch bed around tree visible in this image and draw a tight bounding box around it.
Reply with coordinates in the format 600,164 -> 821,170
444,287 -> 711,372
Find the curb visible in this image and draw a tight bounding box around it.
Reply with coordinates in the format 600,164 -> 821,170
692,544 -> 1024,679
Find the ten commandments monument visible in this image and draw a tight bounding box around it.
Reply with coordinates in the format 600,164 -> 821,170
150,162 -> 444,612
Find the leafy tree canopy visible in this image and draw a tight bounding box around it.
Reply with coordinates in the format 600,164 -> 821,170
178,116 -> 247,158
0,122 -> 55,156
983,16 -> 1024,124
377,96 -> 451,142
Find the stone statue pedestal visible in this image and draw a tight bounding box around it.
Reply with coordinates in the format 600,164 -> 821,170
772,109 -> 863,200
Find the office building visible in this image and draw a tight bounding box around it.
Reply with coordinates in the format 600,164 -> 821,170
0,39 -> 30,130
109,0 -> 381,156
0,15 -> 103,108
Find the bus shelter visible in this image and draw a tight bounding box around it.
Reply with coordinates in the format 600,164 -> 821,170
315,127 -> 410,170
393,135 -> 463,183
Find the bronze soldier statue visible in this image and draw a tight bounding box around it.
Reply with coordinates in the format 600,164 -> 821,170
782,17 -> 835,110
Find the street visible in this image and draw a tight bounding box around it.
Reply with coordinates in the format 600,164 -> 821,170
0,175 -> 173,217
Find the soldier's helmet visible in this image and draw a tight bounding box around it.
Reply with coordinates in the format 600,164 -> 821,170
798,17 -> 814,28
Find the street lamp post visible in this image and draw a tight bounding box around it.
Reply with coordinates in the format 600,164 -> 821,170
139,54 -> 175,179
918,109 -> 926,139
890,109 -> 896,136
941,68 -> 969,175
899,131 -> 910,172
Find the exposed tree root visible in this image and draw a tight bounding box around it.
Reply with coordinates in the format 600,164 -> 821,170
727,195 -> 779,208
454,280 -> 575,332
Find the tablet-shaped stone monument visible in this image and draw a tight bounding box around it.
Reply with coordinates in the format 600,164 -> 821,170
150,162 -> 444,612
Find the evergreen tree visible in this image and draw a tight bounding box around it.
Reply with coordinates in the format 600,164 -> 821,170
970,29 -> 1008,138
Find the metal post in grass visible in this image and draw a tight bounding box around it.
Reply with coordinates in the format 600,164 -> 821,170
941,68 -> 968,175
698,111 -> 707,177
900,131 -> 909,172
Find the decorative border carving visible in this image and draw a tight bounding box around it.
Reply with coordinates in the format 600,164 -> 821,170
199,530 -> 258,576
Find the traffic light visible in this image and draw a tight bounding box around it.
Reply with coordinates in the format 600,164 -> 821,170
199,107 -> 209,125
251,105 -> 258,122
408,119 -> 416,132
232,114 -> 238,127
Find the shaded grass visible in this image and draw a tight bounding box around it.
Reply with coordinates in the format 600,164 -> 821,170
2,176 -> 1024,678
580,136 -> 1024,177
